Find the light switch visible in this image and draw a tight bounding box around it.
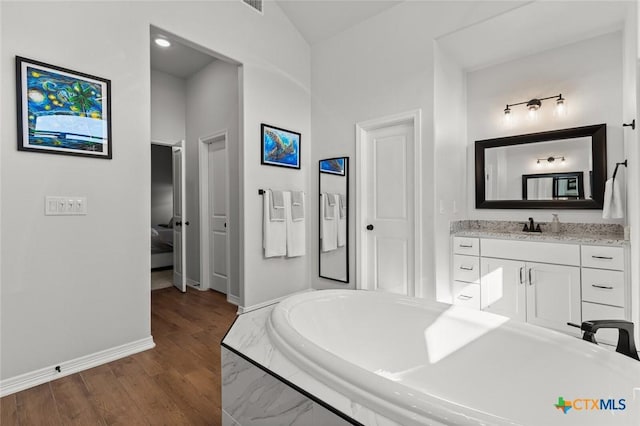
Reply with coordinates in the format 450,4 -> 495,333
45,196 -> 87,215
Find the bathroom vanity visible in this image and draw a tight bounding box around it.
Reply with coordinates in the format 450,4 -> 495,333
451,222 -> 629,345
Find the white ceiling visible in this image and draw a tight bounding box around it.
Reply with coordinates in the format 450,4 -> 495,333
151,1 -> 630,78
276,0 -> 402,45
437,1 -> 629,72
150,32 -> 216,79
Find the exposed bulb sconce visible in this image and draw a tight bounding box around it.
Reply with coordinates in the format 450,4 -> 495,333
536,156 -> 565,164
504,94 -> 567,121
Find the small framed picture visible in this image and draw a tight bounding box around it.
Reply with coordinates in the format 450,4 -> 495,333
16,56 -> 112,159
261,123 -> 300,169
320,158 -> 345,175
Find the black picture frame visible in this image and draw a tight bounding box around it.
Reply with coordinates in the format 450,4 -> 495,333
16,56 -> 112,159
475,124 -> 607,209
261,123 -> 301,169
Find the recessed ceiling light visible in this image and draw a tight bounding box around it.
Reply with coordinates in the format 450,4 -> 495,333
154,37 -> 171,48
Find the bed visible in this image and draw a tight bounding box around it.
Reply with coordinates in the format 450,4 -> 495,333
151,224 -> 173,269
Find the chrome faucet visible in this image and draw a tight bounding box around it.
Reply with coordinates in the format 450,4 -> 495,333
523,217 -> 542,233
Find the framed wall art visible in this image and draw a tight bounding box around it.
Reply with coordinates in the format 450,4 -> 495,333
261,123 -> 300,169
320,157 -> 345,175
16,56 -> 112,159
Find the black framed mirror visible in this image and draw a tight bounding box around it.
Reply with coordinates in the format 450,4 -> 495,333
475,124 -> 606,209
319,157 -> 349,283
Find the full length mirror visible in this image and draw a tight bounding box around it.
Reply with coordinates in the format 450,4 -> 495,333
319,157 -> 349,283
475,124 -> 607,209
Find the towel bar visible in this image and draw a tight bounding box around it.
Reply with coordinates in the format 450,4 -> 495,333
612,160 -> 627,181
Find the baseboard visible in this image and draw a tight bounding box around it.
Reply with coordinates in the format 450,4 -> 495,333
237,289 -> 313,314
227,294 -> 240,306
0,336 -> 155,397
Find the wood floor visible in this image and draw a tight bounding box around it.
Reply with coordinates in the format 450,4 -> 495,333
0,288 -> 237,425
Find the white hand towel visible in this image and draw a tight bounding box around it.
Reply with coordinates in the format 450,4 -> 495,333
321,193 -> 338,252
324,192 -> 335,220
337,195 -> 346,247
263,190 -> 286,257
269,190 -> 285,222
291,191 -> 304,221
286,191 -> 306,257
339,193 -> 347,219
602,178 -> 624,219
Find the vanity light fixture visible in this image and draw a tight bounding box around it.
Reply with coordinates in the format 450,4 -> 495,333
154,37 -> 171,48
503,94 -> 566,121
537,156 -> 565,164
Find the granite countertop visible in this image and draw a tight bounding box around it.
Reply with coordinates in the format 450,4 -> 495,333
451,220 -> 627,246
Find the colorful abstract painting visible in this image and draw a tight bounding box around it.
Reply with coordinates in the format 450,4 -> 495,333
320,158 -> 345,175
16,57 -> 112,158
261,124 -> 300,169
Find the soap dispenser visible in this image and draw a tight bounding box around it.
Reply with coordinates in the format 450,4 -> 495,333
551,214 -> 560,234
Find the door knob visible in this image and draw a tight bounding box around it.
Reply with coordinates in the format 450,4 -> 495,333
176,221 -> 182,226
366,224 -> 374,231
184,221 -> 190,226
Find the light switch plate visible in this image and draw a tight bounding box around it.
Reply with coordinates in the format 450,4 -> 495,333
45,196 -> 87,215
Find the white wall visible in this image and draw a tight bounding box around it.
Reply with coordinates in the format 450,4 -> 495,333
151,144 -> 173,226
310,1 -> 520,295
242,64 -> 311,309
185,59 -> 241,298
433,44 -> 467,303
0,0 -> 309,382
466,32 -> 625,224
150,69 -> 186,144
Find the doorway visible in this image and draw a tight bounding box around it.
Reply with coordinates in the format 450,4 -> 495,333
149,25 -> 241,302
355,110 -> 423,297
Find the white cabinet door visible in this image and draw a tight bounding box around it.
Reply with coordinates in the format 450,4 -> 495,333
526,262 -> 581,336
480,258 -> 526,322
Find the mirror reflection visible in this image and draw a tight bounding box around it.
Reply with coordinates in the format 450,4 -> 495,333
485,137 -> 592,201
476,124 -> 606,209
319,157 -> 348,283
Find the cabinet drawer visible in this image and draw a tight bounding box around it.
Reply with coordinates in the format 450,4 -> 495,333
481,239 -> 579,266
453,237 -> 479,256
582,268 -> 625,307
581,245 -> 624,271
582,302 -> 626,346
453,255 -> 480,283
452,282 -> 480,310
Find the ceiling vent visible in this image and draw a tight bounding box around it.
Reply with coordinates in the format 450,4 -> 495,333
242,0 -> 263,14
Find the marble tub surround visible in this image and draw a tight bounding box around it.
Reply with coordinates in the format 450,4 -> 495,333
221,348 -> 351,426
450,220 -> 626,245
221,305 -> 396,426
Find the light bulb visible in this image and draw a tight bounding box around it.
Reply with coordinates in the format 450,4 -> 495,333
554,95 -> 567,117
154,37 -> 171,48
503,106 -> 512,126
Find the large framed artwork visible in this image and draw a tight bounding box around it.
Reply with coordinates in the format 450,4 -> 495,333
320,157 -> 345,175
16,56 -> 112,159
261,123 -> 300,169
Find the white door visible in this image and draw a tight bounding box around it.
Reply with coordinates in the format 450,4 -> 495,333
526,262 -> 581,336
172,141 -> 186,293
208,141 -> 228,294
481,258 -> 526,321
363,122 -> 415,295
